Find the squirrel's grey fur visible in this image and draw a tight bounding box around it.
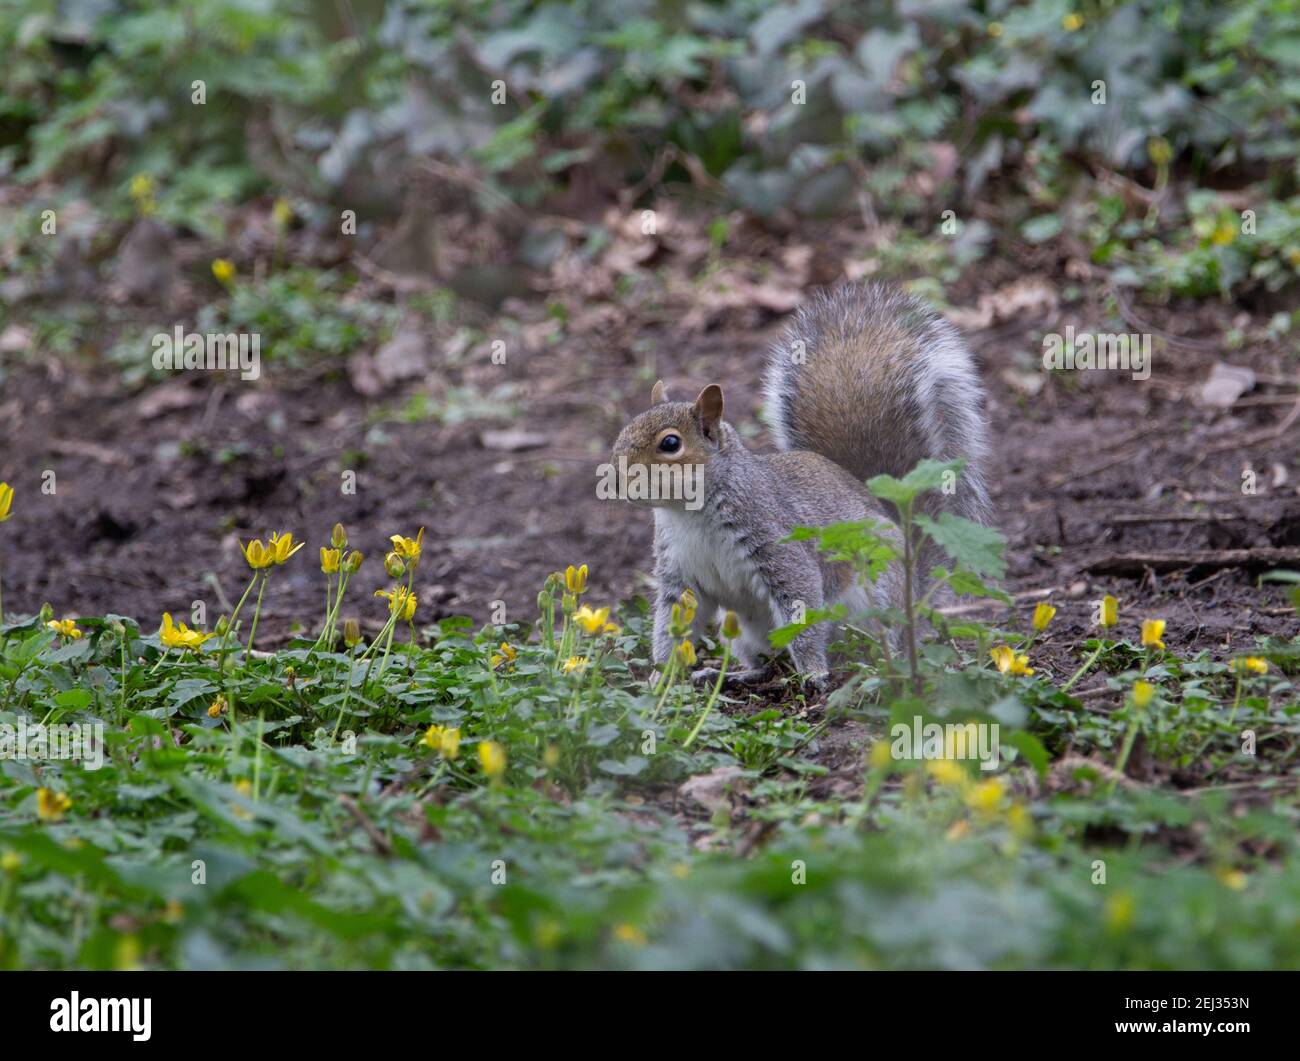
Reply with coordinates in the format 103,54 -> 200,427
611,282 -> 992,688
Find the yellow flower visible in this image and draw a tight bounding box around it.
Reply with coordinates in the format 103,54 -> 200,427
1217,868 -> 1248,891
721,610 -> 741,639
162,899 -> 184,924
241,538 -> 274,570
1,850 -> 21,873
613,923 -> 647,946
46,618 -> 82,639
1007,803 -> 1033,839
1141,619 -> 1166,650
129,174 -> 157,215
159,612 -> 214,652
272,197 -> 294,229
491,642 -> 517,668
574,604 -> 611,634
0,481 -> 13,521
211,258 -> 236,283
674,639 -> 697,667
320,547 -> 341,574
987,21 -> 1003,38
374,586 -> 417,621
1099,594 -> 1118,627
1104,891 -> 1135,932
268,531 -> 305,565
389,528 -> 425,567
1032,602 -> 1056,631
965,778 -> 1006,815
478,740 -> 507,779
533,919 -> 561,948
565,564 -> 588,594
1233,656 -> 1269,676
232,778 -> 253,819
129,173 -> 156,200
1062,12 -> 1083,32
1148,137 -> 1172,167
1132,680 -> 1155,709
869,741 -> 893,770
563,655 -> 589,674
207,695 -> 227,718
439,727 -> 461,760
989,645 -> 1033,675
421,725 -> 461,759
36,787 -> 72,822
1211,220 -> 1236,246
927,758 -> 967,788
543,743 -> 561,768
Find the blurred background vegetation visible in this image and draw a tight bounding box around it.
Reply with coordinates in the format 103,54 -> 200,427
3,0 -> 1299,340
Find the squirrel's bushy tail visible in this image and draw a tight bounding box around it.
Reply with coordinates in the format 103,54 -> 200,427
763,282 -> 992,525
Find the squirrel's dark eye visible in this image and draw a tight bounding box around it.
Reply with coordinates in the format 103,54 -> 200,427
658,434 -> 682,454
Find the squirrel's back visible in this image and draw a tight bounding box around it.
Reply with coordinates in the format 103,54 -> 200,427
763,283 -> 991,524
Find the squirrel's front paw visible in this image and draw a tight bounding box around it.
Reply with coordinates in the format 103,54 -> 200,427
801,671 -> 830,694
692,666 -> 768,688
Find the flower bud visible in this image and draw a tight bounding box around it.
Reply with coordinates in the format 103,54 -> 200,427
384,552 -> 406,578
343,618 -> 361,646
331,522 -> 348,549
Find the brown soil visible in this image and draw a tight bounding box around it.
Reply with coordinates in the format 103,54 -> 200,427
1,215 -> 1296,674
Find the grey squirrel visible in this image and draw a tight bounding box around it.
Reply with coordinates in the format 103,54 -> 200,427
610,282 -> 992,689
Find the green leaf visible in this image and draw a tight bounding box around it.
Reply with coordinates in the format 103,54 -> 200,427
946,569 -> 1013,603
915,512 -> 1007,579
53,689 -> 94,711
1005,731 -> 1049,779
768,605 -> 845,648
867,459 -> 965,506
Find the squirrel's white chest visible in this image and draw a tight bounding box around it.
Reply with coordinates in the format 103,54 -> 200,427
654,509 -> 770,614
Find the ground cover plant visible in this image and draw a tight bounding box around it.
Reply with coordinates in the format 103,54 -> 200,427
1,0 -> 1298,970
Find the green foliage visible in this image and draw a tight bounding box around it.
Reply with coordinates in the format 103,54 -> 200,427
0,559 -> 1297,968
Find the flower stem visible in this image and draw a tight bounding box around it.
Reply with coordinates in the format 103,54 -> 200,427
244,575 -> 268,666
685,644 -> 731,747
1062,643 -> 1104,693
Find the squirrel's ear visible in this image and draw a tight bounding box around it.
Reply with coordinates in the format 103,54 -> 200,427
694,384 -> 724,440
650,379 -> 669,405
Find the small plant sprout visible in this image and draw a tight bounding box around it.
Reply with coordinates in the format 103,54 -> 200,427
1062,594 -> 1119,692
685,611 -> 741,748
1112,680 -> 1156,794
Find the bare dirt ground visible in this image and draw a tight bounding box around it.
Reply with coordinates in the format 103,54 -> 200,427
1,214 -> 1296,676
